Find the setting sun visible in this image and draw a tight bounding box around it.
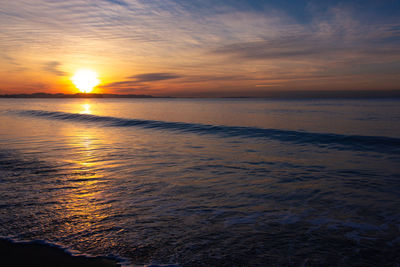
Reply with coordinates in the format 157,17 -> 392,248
71,69 -> 99,93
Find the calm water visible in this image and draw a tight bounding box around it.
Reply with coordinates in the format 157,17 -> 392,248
0,98 -> 399,266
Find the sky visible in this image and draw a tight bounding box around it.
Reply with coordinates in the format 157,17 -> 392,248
0,0 -> 399,96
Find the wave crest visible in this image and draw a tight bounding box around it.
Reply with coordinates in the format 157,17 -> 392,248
15,110 -> 400,154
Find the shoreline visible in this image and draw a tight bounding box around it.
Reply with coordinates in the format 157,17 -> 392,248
0,238 -> 122,267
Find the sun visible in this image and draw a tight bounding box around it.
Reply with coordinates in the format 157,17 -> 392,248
71,69 -> 100,93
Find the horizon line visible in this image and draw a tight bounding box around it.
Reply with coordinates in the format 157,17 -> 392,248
1,90 -> 400,99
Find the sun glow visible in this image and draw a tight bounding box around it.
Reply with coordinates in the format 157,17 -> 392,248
71,69 -> 100,93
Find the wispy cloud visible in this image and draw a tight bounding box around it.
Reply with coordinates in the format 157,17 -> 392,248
212,5 -> 400,61
212,27 -> 400,60
103,0 -> 129,7
129,73 -> 181,82
209,5 -> 400,87
43,61 -> 66,76
100,72 -> 181,92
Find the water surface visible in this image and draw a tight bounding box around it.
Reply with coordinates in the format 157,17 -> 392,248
0,98 -> 399,266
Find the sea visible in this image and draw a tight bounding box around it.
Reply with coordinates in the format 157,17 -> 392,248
0,98 -> 399,266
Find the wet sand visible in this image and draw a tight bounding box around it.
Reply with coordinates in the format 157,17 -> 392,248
0,239 -> 120,267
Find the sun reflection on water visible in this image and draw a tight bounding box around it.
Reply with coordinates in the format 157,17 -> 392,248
54,125 -> 115,245
80,103 -> 92,114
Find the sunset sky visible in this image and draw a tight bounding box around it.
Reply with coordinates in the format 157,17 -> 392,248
0,0 -> 399,96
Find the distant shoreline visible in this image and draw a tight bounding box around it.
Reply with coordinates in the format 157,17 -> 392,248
0,90 -> 400,99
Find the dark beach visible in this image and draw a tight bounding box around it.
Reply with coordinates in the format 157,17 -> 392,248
0,239 -> 120,267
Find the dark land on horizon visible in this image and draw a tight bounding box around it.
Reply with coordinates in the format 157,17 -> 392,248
0,93 -> 154,98
0,90 -> 400,99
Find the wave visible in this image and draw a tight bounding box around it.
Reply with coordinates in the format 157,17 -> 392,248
14,110 -> 400,154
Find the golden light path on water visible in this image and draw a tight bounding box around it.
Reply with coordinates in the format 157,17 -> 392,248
52,102 -> 117,248
80,103 -> 91,114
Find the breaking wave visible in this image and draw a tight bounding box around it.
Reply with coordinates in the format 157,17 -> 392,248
15,109 -> 400,154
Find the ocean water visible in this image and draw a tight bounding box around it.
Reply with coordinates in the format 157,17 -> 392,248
0,98 -> 399,266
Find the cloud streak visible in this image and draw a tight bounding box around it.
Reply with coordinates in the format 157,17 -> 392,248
100,72 -> 181,92
212,28 -> 400,61
129,73 -> 181,82
103,0 -> 129,7
43,61 -> 66,76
